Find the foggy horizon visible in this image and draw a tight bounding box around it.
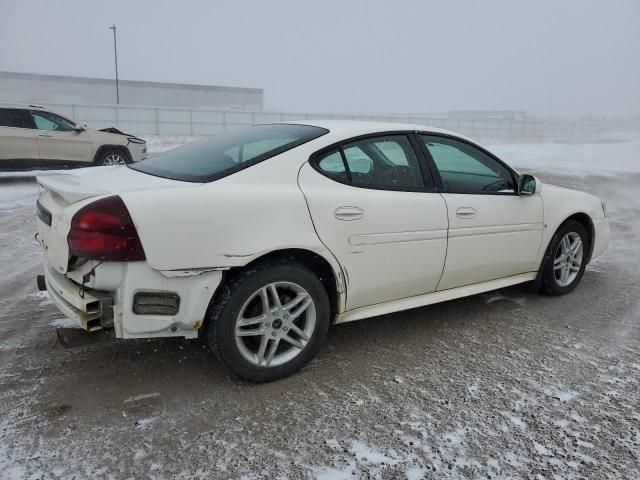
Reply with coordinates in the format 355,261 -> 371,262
1,0 -> 638,117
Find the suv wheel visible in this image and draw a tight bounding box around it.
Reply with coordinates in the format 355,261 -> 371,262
96,149 -> 127,166
206,260 -> 330,382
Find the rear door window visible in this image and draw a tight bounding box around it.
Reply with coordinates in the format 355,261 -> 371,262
317,149 -> 348,182
314,135 -> 426,191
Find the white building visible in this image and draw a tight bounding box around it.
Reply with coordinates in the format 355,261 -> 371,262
0,71 -> 263,111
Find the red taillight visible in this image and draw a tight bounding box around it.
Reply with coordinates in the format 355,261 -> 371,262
67,195 -> 146,261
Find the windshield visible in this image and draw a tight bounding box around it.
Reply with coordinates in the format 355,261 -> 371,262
129,124 -> 328,182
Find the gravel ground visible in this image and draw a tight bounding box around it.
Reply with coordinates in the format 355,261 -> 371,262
0,157 -> 639,479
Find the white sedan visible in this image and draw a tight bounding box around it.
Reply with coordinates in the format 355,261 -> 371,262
36,121 -> 609,382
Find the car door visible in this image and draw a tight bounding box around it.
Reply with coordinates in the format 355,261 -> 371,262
30,110 -> 93,163
418,134 -> 544,291
0,108 -> 39,164
298,133 -> 448,311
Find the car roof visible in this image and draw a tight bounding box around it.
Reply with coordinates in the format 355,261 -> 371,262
275,119 -> 475,144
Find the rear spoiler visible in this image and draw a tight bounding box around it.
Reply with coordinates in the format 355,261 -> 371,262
37,173 -> 109,204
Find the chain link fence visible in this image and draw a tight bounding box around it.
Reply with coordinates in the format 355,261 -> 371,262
42,102 -> 614,142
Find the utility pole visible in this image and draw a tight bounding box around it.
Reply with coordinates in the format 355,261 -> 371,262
109,25 -> 119,104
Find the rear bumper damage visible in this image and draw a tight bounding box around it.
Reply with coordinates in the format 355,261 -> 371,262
42,265 -> 113,332
40,261 -> 223,339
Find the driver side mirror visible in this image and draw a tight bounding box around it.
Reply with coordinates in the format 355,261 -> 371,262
518,174 -> 539,195
74,124 -> 86,133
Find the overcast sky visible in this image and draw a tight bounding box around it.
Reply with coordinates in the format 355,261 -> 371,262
0,0 -> 638,117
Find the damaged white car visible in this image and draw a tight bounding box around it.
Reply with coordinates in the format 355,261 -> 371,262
35,122 -> 609,381
0,103 -> 146,169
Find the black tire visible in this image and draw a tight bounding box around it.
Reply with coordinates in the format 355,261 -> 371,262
95,148 -> 129,166
541,220 -> 590,296
206,260 -> 330,382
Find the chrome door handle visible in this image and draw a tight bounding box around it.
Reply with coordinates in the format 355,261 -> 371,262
38,133 -> 53,137
456,207 -> 477,219
334,206 -> 364,221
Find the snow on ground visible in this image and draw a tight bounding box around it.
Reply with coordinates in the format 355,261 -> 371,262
493,138 -> 640,176
0,181 -> 39,211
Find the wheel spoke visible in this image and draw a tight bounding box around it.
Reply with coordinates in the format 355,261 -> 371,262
256,335 -> 269,364
236,327 -> 264,337
290,298 -> 313,321
561,236 -> 570,254
282,292 -> 308,312
259,287 -> 270,314
569,239 -> 581,256
265,338 -> 279,366
554,257 -> 563,270
281,334 -> 305,349
269,284 -> 281,307
288,323 -> 310,342
237,313 -> 267,327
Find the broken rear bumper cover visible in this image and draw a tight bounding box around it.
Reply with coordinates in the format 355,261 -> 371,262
43,264 -> 113,332
41,262 -> 223,339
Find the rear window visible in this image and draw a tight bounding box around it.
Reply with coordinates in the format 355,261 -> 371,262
129,124 -> 328,182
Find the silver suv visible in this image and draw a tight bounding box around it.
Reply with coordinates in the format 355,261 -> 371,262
0,104 -> 147,169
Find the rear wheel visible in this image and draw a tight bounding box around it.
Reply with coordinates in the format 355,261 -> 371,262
541,220 -> 589,295
206,260 -> 330,382
96,149 -> 128,166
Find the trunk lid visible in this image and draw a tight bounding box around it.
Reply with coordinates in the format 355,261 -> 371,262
36,166 -> 199,273
37,165 -> 195,204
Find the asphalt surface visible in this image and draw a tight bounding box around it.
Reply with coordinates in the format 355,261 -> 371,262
0,169 -> 638,479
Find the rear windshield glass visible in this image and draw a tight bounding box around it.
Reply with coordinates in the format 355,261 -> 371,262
129,124 -> 328,182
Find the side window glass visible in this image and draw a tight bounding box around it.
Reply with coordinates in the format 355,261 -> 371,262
342,145 -> 373,174
342,135 -> 424,189
421,135 -> 515,193
317,149 -> 348,182
31,112 -> 75,132
0,109 -> 31,128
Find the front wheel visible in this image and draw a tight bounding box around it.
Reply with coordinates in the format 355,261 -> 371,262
96,149 -> 128,166
541,220 -> 589,295
206,260 -> 330,382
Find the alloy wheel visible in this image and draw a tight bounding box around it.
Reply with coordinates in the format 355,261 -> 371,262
234,282 -> 316,368
102,153 -> 125,165
554,232 -> 583,287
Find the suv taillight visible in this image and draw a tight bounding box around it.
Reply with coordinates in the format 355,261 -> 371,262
67,196 -> 146,261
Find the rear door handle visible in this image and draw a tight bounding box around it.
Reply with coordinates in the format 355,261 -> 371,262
335,206 -> 364,221
456,207 -> 477,219
38,133 -> 53,137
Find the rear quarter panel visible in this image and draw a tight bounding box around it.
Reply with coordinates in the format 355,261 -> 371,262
119,146 -> 339,273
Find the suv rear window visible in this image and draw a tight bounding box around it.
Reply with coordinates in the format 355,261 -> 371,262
129,124 -> 328,182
